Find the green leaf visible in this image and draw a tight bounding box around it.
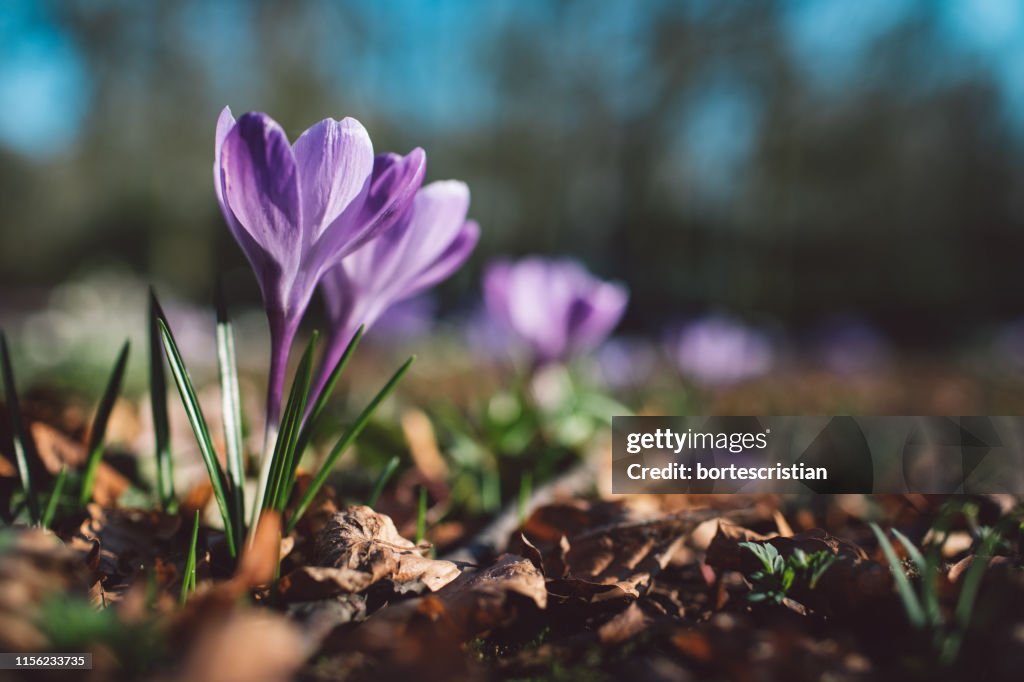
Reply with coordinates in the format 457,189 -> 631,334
870,522 -> 925,629
286,357 -> 414,534
0,331 -> 39,524
415,485 -> 427,544
42,466 -> 67,530
264,332 -> 318,513
808,553 -> 836,589
295,325 -> 364,458
79,340 -> 131,506
216,287 -> 245,544
156,316 -> 237,558
954,521 -> 1004,630
892,527 -> 939,626
517,470 -> 533,525
180,510 -> 200,605
366,456 -> 401,509
781,566 -> 795,592
148,290 -> 175,511
891,528 -> 927,573
740,541 -> 781,575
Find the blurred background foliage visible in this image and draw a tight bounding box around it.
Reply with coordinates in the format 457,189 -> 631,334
1,0 -> 1023,351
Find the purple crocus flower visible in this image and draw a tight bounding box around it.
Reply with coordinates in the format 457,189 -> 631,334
670,314 -> 774,386
315,180 -> 479,398
482,257 -> 629,363
214,107 -> 425,427
812,317 -> 890,375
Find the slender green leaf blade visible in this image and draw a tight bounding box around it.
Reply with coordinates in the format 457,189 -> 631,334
42,466 -> 67,530
416,485 -> 428,544
955,523 -> 1004,630
367,456 -> 400,509
286,356 -> 413,534
216,287 -> 245,544
892,527 -> 940,626
157,316 -> 236,557
149,290 -> 175,511
295,325 -> 364,457
517,471 -> 533,525
79,340 -> 131,506
264,332 -> 318,513
870,522 -> 925,629
180,510 -> 200,605
891,528 -> 927,573
0,331 -> 39,524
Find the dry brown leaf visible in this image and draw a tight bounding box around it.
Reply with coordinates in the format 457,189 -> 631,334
536,509 -> 721,602
597,601 -> 652,645
32,422 -> 87,469
31,421 -> 130,506
401,407 -> 449,482
232,510 -> 280,590
287,472 -> 338,537
180,480 -> 213,517
69,504 -> 181,600
703,521 -> 775,573
278,565 -> 370,601
170,602 -> 308,682
340,554 -> 546,677
311,505 -> 460,595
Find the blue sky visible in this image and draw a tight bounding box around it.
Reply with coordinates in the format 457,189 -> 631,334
2,0 -> 1023,164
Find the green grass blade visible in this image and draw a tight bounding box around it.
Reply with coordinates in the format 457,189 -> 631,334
180,510 -> 200,605
517,471 -> 533,525
366,456 -> 401,509
295,325 -> 364,458
157,317 -> 236,558
892,527 -> 940,626
149,290 -> 175,511
416,485 -> 427,544
285,357 -> 414,534
0,331 -> 39,524
954,524 -> 1003,630
42,466 -> 67,530
942,520 -> 1007,665
79,340 -> 131,506
870,522 -> 925,629
891,528 -> 927,573
215,287 -> 245,544
264,332 -> 318,513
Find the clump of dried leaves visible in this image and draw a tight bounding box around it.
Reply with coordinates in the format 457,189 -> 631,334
3,418 -> 1024,682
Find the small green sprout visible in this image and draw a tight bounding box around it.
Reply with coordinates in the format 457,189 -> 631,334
740,541 -> 836,605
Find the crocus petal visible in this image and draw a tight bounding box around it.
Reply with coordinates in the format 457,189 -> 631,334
482,261 -> 514,330
220,112 -> 304,301
503,259 -> 571,359
483,257 -> 629,362
345,180 -> 472,299
311,148 -> 426,270
320,265 -> 358,338
381,181 -> 471,285
404,220 -> 480,296
214,106 -> 236,209
567,281 -> 629,352
292,117 -> 373,244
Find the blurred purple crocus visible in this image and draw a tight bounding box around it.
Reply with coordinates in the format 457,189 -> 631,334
214,107 -> 425,428
813,317 -> 890,375
315,180 -> 479,398
670,315 -> 774,386
483,257 -> 628,363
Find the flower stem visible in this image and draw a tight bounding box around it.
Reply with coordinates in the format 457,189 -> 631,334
250,312 -> 296,541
